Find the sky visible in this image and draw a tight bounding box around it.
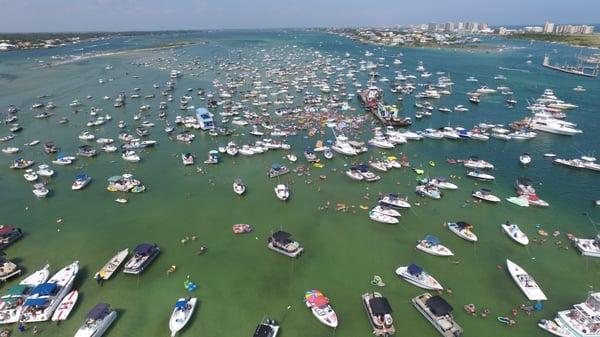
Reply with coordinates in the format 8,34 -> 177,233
0,0 -> 599,33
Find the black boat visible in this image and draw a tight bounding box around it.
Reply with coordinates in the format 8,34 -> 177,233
0,225 -> 23,250
123,243 -> 160,274
253,318 -> 279,337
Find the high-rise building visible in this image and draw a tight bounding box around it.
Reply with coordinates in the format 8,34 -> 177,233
543,21 -> 555,33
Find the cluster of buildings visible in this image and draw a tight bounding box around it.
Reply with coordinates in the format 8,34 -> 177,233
517,21 -> 594,35
415,22 -> 492,34
0,36 -> 82,51
329,27 -> 481,47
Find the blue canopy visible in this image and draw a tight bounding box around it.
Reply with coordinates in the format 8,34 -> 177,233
423,235 -> 441,245
407,264 -> 423,276
87,303 -> 110,320
24,297 -> 49,307
134,243 -> 156,255
271,163 -> 282,170
30,283 -> 57,296
175,299 -> 188,309
75,173 -> 89,180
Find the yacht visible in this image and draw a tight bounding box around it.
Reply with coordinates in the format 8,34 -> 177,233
572,235 -> 600,258
412,293 -> 463,337
555,292 -> 600,337
331,135 -> 358,156
537,319 -> 574,337
20,261 -> 79,323
447,222 -> 478,242
0,264 -> 49,324
368,136 -> 394,149
502,223 -> 529,245
267,231 -> 303,258
72,173 -> 92,190
530,119 -> 582,136
506,259 -> 547,301
362,292 -> 395,336
463,158 -> 494,170
416,236 -> 453,256
274,184 -> 290,201
395,264 -> 443,290
123,243 -> 160,274
304,290 -> 338,328
74,303 -> 117,337
233,178 -> 246,195
169,297 -> 197,337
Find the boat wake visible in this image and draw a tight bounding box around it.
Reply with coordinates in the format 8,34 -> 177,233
498,66 -> 530,73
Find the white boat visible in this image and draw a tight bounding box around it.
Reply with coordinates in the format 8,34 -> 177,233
287,153 -> 297,162
506,259 -> 547,301
52,157 -> 73,165
74,303 -> 117,337
520,153 -> 532,165
379,194 -> 411,208
33,183 -> 49,198
1,147 -> 19,154
430,178 -> 458,190
169,297 -> 197,337
530,120 -> 582,136
331,135 -> 358,156
412,292 -> 462,337
371,205 -> 400,217
23,169 -> 38,182
556,292 -> 600,337
95,249 -> 129,281
304,290 -> 338,328
537,319 -> 574,337
447,222 -> 478,242
362,292 -> 395,337
267,231 -> 303,258
501,223 -> 529,245
233,179 -> 246,195
463,158 -> 494,170
369,210 -> 399,224
472,189 -> 501,203
395,264 -> 443,290
20,261 -> 79,323
274,184 -> 289,201
122,150 -> 141,162
51,290 -> 78,321
181,153 -> 194,166
346,168 -> 364,181
72,174 -> 92,190
416,184 -> 441,199
416,236 -> 453,256
466,171 -> 495,181
0,264 -> 50,324
572,235 -> 600,258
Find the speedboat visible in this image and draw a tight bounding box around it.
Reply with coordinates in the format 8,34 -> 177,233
447,222 -> 478,242
20,261 -> 79,323
303,150 -> 319,163
253,318 -> 280,337
267,231 -> 303,258
78,131 -> 95,141
369,210 -> 399,224
429,177 -> 458,190
415,184 -> 441,199
123,243 -> 160,274
537,319 -> 573,337
466,171 -> 495,182
412,293 -> 462,337
371,205 -> 400,217
368,136 -> 394,149
233,179 -> 246,195
369,161 -> 388,172
472,189 -> 501,203
23,169 -> 38,182
287,153 -> 297,162
395,264 -> 443,290
304,290 -> 338,328
1,147 -> 19,154
169,297 -> 197,336
72,173 -> 92,190
122,150 -> 141,162
501,223 -> 529,245
10,158 -> 34,169
52,156 -> 73,165
0,264 -> 49,324
416,236 -> 453,256
267,164 -> 289,178
33,183 -> 50,198
95,249 -> 129,281
74,303 -> 117,337
346,167 -> 364,181
506,259 -> 547,301
274,184 -> 290,201
51,289 -> 78,321
181,153 -> 194,166
520,153 -> 532,165
379,194 -> 411,208
463,158 -> 494,170
361,292 -> 395,337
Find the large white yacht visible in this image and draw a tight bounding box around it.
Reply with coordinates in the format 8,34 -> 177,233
331,135 -> 358,156
555,292 -> 600,337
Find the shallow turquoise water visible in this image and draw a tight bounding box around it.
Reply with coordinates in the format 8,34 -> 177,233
0,30 -> 599,337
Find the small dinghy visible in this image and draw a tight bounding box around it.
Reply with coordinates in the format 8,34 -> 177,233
416,235 -> 453,256
51,289 -> 78,321
169,297 -> 197,337
501,223 -> 529,245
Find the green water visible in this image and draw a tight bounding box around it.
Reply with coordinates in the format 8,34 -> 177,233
0,30 -> 599,337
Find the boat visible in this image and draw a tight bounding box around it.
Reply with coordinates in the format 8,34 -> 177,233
122,150 -> 141,162
232,224 -> 253,234
369,210 -> 399,224
72,173 -> 92,190
572,235 -> 600,258
0,257 -> 21,282
555,292 -> 600,337
267,231 -> 303,258
520,153 -> 532,165
537,319 -> 574,337
95,249 -> 129,281
2,147 -> 19,154
253,318 -> 280,337
501,223 -> 529,245
416,184 -> 442,199
506,259 -> 547,301
304,290 -> 338,328
346,167 -> 364,181
274,184 -> 289,201
0,264 -> 49,324
379,194 -> 411,209
169,297 -> 197,336
123,243 -> 160,274
181,153 -> 194,166
371,205 -> 400,217
286,153 -> 297,162
416,236 -> 454,257
447,222 -> 478,242
73,303 -> 117,337
20,261 -> 79,323
32,183 -> 49,198
466,171 -> 495,182
430,177 -> 458,190
463,158 -> 494,170
51,289 -> 78,321
472,189 -> 501,203
331,135 -> 358,156
10,158 -> 34,169
412,293 -> 463,337
0,225 -> 23,250
303,150 -> 319,163
361,292 -> 395,336
395,264 -> 443,290
233,178 -> 246,195
267,164 -> 289,178
23,169 -> 38,182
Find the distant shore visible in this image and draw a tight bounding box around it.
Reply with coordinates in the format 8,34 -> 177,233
503,33 -> 600,49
